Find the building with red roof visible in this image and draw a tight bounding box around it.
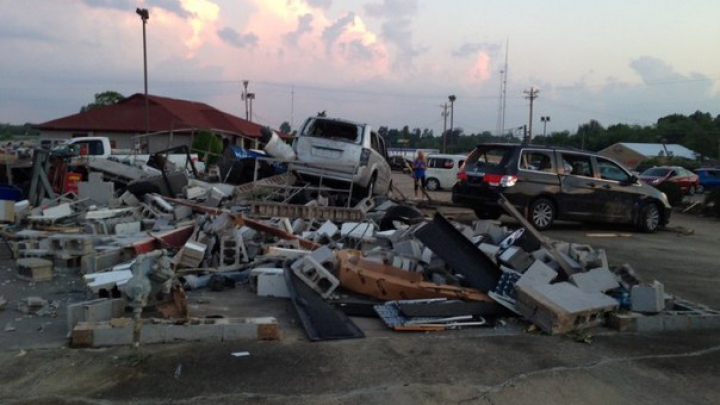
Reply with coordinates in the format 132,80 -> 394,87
35,93 -> 276,153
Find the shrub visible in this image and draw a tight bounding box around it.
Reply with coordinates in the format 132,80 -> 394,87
655,181 -> 683,206
191,131 -> 224,165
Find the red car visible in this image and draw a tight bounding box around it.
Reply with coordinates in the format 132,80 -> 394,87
639,166 -> 700,194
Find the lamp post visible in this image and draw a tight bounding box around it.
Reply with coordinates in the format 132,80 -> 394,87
448,95 -> 456,152
541,116 -> 550,137
242,80 -> 249,120
247,93 -> 255,122
136,8 -> 150,136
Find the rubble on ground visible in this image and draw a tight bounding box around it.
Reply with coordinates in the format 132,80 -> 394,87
0,164 -> 719,348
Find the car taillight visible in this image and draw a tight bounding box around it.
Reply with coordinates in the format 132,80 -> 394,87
360,148 -> 370,166
457,170 -> 467,181
484,174 -> 517,187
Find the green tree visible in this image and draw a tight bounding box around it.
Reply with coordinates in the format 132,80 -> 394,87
80,91 -> 125,112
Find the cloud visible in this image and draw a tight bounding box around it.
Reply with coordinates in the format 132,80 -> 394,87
283,13 -> 314,46
305,0 -> 332,9
81,0 -> 134,10
452,42 -> 501,58
146,0 -> 191,19
630,56 -> 685,84
363,0 -> 421,69
217,27 -> 259,49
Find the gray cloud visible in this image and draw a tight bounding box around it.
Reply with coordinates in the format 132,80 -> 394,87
81,0 -> 133,10
306,0 -> 332,9
81,0 -> 189,19
145,0 -> 190,19
217,27 -> 258,49
363,0 -> 421,69
283,13 -> 314,46
322,13 -> 356,54
630,56 -> 686,83
365,0 -> 418,17
452,42 -> 502,58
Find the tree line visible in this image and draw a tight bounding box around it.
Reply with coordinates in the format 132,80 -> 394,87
375,111 -> 720,161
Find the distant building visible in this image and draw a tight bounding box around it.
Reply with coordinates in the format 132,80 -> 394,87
598,142 -> 699,169
35,93 -> 278,153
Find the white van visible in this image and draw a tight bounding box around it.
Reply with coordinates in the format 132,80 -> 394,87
291,117 -> 392,196
425,154 -> 466,191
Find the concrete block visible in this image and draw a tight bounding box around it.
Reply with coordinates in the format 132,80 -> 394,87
393,240 -> 423,259
174,205 -> 193,221
16,258 -> 53,281
223,318 -> 280,341
291,255 -> 340,299
67,298 -> 126,333
497,246 -> 534,272
90,323 -> 134,346
516,282 -> 619,335
633,314 -> 666,332
631,281 -> 665,313
340,222 -> 375,239
570,267 -> 620,293
0,200 -> 15,222
250,268 -> 290,298
185,186 -> 207,200
79,172 -> 115,205
114,221 -> 141,235
316,220 -> 338,239
479,244 -> 501,261
516,260 -> 558,289
43,203 -> 73,219
165,321 -> 224,343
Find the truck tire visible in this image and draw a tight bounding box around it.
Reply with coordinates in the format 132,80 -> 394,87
379,205 -> 424,231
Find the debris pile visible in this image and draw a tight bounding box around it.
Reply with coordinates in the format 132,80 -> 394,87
1,165 -> 718,348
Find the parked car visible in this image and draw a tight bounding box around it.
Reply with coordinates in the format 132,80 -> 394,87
291,116 -> 392,196
388,155 -> 412,173
424,154 -> 466,191
638,166 -> 700,195
694,168 -> 720,193
451,143 -> 671,232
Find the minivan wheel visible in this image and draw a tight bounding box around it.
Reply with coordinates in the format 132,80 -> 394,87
638,203 -> 660,233
528,198 -> 555,231
687,185 -> 696,195
426,178 -> 440,191
696,184 -> 704,194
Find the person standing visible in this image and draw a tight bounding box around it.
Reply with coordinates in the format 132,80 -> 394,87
412,150 -> 427,198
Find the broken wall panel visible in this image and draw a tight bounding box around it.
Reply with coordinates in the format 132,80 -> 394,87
414,213 -> 501,292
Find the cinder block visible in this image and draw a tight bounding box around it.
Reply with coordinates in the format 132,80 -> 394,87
164,322 -> 224,343
91,323 -> 134,346
516,260 -> 558,289
316,220 -> 338,239
0,200 -> 15,222
570,268 -> 620,293
516,282 -> 619,335
222,318 -> 280,341
631,281 -> 665,313
67,298 -> 126,333
16,258 -> 53,281
498,246 -> 534,272
633,314 -> 665,332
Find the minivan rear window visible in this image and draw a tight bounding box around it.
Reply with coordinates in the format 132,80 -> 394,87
302,118 -> 362,143
465,145 -> 513,168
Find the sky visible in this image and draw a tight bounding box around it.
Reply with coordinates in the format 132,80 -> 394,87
1,0 -> 719,137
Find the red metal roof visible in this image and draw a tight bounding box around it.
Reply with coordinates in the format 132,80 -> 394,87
35,93 -> 267,138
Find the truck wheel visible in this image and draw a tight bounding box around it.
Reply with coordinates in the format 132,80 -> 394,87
365,173 -> 377,197
528,198 -> 555,230
426,178 -> 440,191
637,203 -> 660,233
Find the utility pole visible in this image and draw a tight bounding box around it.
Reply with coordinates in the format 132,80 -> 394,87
136,8 -> 150,135
524,87 -> 539,143
448,95 -> 456,152
242,80 -> 249,120
441,103 -> 449,153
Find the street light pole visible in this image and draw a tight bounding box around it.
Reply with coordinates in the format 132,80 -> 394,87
136,8 -> 150,136
523,87 -> 539,143
448,95 -> 456,152
441,103 -> 448,153
541,116 -> 550,137
242,80 -> 249,120
247,93 -> 255,122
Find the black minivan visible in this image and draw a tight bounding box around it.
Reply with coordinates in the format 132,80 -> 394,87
451,143 -> 671,232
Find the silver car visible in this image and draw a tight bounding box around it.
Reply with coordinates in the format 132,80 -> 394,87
291,116 -> 392,196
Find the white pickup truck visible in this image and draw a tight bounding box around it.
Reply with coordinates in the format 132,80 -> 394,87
58,137 -> 204,172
